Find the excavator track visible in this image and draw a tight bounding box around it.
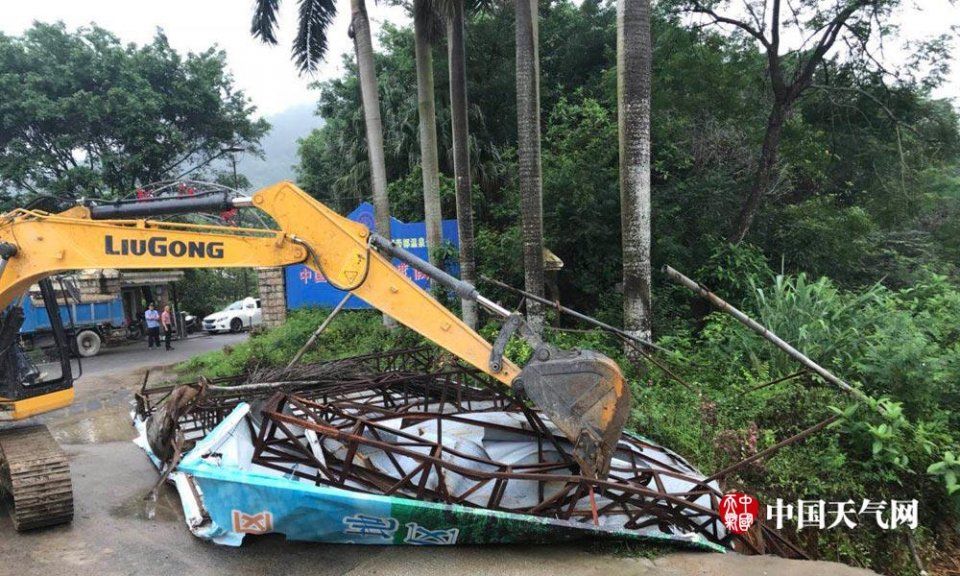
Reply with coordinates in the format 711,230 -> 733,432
0,425 -> 73,530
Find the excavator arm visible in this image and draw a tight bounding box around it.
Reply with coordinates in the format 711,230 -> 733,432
0,182 -> 629,479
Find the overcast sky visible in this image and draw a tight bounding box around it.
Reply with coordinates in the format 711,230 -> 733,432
1,0 -> 957,120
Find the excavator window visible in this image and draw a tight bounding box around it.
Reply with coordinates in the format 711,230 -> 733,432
0,279 -> 74,401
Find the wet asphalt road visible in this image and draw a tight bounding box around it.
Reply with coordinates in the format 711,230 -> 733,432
75,331 -> 249,380
25,332 -> 249,427
0,333 -> 880,576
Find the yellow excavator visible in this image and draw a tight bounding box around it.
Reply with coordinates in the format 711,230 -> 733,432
0,182 -> 630,531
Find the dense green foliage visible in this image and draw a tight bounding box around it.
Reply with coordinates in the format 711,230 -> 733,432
0,23 -> 268,199
642,247 -> 960,571
297,0 -> 960,323
177,309 -> 419,380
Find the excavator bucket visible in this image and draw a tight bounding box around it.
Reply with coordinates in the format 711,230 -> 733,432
518,347 -> 631,478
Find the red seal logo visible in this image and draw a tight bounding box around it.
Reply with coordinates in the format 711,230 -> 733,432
720,492 -> 759,534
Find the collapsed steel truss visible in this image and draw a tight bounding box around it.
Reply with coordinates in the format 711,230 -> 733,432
137,347 -> 806,558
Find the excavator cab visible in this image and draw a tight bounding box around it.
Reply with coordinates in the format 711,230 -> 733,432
0,278 -> 75,418
0,195 -> 79,412
0,278 -> 76,530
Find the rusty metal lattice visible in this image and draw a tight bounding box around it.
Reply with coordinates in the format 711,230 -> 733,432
137,347 -> 806,558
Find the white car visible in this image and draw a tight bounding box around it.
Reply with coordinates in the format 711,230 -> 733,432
202,297 -> 262,334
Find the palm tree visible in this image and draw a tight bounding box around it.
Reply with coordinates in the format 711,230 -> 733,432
437,0 -> 478,328
251,0 -> 394,326
347,0 -> 391,244
617,0 -> 652,342
413,0 -> 443,269
515,0 -> 545,334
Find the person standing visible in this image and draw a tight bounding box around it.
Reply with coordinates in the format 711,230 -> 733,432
144,303 -> 161,349
161,304 -> 175,351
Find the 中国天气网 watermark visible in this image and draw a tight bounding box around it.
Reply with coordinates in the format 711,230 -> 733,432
720,492 -> 919,533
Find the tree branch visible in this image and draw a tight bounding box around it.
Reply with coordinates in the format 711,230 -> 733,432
794,1 -> 875,91
811,83 -> 920,137
159,141 -> 214,176
742,0 -> 765,34
784,0 -> 802,27
770,0 -> 781,51
689,1 -> 771,48
812,82 -> 916,198
768,0 -> 784,96
841,23 -> 899,82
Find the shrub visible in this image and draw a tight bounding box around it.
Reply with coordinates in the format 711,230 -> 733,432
645,269 -> 960,572
177,308 -> 419,380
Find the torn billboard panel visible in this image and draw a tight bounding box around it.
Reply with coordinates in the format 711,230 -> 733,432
132,348 -> 792,553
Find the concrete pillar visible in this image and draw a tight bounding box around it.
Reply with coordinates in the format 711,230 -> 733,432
257,267 -> 287,330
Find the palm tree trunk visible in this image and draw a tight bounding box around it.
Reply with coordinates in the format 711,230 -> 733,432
414,0 -> 443,269
351,0 -> 395,327
515,0 -> 545,334
617,0 -> 652,342
447,0 -> 477,329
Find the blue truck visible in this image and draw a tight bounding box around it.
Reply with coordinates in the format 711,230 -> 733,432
19,294 -> 128,357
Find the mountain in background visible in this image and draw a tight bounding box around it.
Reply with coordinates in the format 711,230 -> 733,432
234,103 -> 323,189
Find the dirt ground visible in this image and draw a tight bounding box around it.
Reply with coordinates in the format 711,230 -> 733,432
0,336 -> 881,576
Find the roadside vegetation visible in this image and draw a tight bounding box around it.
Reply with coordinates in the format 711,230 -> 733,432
177,308 -> 433,380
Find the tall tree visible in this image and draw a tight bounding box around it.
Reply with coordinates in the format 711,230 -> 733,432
347,0 -> 391,243
414,0 -> 444,268
617,0 -> 652,342
679,0 -> 899,243
515,0 -> 546,333
0,24 -> 267,199
350,0 -> 396,327
253,0 -> 395,325
443,0 -> 478,328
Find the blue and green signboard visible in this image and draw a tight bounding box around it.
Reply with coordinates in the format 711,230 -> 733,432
284,203 -> 460,310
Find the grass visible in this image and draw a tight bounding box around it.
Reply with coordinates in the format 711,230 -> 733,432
176,308 -> 422,381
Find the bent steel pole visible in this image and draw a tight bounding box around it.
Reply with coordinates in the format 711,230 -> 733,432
286,292 -> 353,370
663,265 -> 869,403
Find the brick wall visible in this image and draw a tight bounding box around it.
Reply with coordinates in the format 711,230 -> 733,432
257,267 -> 287,329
